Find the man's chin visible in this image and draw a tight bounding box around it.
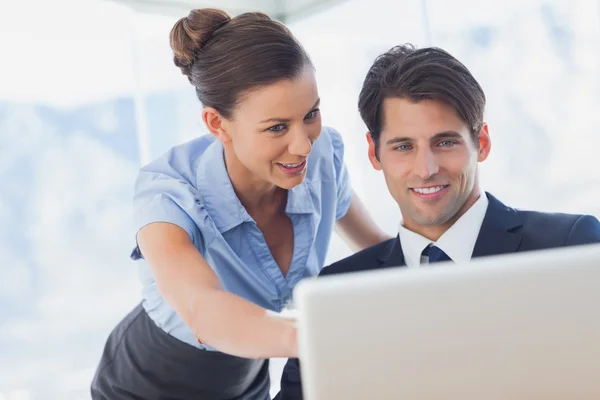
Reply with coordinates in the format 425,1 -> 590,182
405,207 -> 455,227
413,216 -> 450,227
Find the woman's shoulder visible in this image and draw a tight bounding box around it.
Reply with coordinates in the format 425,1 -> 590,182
138,134 -> 217,186
316,125 -> 344,148
310,126 -> 345,159
306,126 -> 347,180
132,135 -> 220,253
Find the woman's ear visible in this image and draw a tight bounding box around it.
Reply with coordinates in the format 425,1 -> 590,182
202,107 -> 232,144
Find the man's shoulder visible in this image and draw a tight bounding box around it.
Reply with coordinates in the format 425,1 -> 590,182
494,197 -> 600,247
516,208 -> 598,233
320,238 -> 396,277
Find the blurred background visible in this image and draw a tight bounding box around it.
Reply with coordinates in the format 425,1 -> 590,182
0,0 -> 599,398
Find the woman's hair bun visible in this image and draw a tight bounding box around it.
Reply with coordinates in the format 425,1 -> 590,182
169,8 -> 231,81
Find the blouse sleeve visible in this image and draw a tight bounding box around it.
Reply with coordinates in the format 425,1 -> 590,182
130,163 -> 213,260
327,127 -> 353,220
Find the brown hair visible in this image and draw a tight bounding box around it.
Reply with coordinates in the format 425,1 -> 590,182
358,44 -> 486,157
170,8 -> 312,118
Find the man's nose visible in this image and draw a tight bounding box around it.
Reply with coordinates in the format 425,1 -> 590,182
412,148 -> 439,180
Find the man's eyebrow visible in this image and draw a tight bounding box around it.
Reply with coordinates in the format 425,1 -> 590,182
384,131 -> 463,145
385,136 -> 413,145
430,131 -> 462,140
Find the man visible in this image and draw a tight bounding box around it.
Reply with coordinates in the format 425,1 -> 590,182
275,44 -> 600,399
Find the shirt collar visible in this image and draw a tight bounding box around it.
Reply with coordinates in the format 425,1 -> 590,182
398,190 -> 489,267
195,138 -> 314,234
397,225 -> 432,268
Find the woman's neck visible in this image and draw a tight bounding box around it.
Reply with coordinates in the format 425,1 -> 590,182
224,147 -> 286,215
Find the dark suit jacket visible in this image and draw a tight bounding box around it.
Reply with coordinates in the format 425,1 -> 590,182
275,192 -> 600,400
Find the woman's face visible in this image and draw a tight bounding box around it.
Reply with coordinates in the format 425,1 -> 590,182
217,66 -> 322,190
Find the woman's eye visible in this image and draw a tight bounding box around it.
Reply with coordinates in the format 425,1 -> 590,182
305,108 -> 320,120
268,124 -> 287,133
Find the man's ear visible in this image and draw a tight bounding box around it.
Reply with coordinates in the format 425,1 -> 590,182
477,123 -> 491,162
366,133 -> 382,171
202,107 -> 232,144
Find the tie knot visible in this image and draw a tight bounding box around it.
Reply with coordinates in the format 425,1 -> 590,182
423,245 -> 452,263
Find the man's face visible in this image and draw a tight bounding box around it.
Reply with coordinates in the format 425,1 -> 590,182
367,98 -> 491,236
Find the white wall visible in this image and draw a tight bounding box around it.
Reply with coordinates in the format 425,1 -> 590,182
0,0 -> 598,398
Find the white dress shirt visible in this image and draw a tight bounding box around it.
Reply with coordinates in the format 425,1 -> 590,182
398,192 -> 489,267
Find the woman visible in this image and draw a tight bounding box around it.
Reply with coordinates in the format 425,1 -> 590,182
91,8 -> 388,400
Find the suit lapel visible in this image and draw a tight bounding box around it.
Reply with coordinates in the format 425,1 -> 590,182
472,193 -> 523,259
376,193 -> 522,266
377,235 -> 407,268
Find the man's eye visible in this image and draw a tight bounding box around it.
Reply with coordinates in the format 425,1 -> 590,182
439,140 -> 457,147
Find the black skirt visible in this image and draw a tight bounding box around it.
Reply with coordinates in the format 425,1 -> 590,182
91,303 -> 271,400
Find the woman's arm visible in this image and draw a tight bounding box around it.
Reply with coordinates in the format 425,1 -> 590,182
335,191 -> 392,252
138,222 -> 297,359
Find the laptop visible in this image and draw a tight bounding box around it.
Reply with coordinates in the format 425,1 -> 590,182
293,243 -> 600,399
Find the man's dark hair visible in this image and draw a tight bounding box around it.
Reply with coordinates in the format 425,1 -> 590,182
358,44 -> 486,157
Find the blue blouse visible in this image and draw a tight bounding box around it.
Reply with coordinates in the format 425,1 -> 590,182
131,126 -> 352,348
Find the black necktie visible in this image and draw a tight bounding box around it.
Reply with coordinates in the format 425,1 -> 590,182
423,245 -> 452,264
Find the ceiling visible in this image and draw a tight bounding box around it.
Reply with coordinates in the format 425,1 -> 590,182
103,0 -> 349,22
